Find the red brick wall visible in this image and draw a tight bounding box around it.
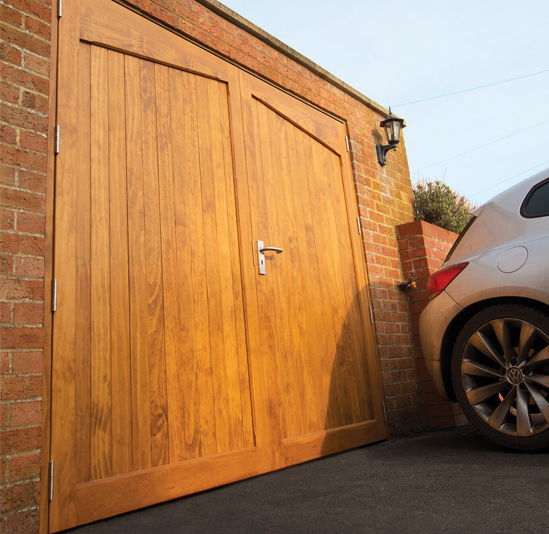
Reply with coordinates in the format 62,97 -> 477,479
0,0 -> 423,529
0,0 -> 51,531
396,220 -> 467,429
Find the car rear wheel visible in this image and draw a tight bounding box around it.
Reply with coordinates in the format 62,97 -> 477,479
452,304 -> 549,451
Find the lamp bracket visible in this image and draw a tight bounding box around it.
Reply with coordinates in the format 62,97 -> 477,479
376,142 -> 398,166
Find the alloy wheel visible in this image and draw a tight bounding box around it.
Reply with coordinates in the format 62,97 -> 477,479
461,318 -> 549,437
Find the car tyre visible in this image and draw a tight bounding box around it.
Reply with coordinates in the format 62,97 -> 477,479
452,303 -> 549,451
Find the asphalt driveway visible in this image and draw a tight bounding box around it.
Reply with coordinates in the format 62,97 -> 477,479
68,426 -> 549,534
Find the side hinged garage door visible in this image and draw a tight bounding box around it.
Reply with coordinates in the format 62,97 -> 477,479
50,0 -> 387,530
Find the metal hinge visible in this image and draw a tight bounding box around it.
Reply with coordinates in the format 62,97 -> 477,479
52,279 -> 57,312
345,136 -> 350,152
356,216 -> 362,234
382,402 -> 388,422
58,0 -> 62,18
369,305 -> 374,325
48,461 -> 54,501
54,125 -> 60,154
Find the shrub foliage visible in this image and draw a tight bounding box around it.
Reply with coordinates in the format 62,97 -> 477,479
413,180 -> 476,234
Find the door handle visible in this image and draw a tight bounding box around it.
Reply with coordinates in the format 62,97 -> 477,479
259,246 -> 283,254
257,240 -> 283,275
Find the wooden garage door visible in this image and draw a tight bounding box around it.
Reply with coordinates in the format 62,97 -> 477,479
50,0 -> 386,530
239,73 -> 387,468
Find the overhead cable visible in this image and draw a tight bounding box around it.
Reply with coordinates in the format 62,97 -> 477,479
413,120 -> 549,173
469,160 -> 549,199
393,68 -> 549,108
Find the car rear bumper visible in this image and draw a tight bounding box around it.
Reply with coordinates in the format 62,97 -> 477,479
419,290 -> 463,400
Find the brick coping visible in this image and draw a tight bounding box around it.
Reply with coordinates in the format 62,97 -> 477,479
117,0 -> 398,121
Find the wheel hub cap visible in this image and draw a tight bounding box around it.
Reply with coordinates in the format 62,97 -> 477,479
507,367 -> 523,385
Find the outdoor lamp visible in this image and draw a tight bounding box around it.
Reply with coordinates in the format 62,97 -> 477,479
376,108 -> 405,166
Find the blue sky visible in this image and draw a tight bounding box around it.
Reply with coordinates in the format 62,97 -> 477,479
222,0 -> 549,205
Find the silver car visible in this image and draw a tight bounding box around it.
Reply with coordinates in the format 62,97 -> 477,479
419,168 -> 549,450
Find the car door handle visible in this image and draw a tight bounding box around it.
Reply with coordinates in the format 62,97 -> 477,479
257,240 -> 283,275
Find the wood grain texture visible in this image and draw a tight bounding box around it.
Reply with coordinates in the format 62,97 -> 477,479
124,53 -> 152,472
49,0 -> 81,530
107,49 -> 132,477
90,44 -> 113,481
51,2 -> 387,528
74,448 -> 259,527
155,64 -> 186,464
140,58 -> 169,468
75,42 -> 92,485
169,69 -> 209,461
80,0 -> 228,82
240,70 -> 387,463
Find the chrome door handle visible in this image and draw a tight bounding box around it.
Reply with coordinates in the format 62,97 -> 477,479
259,246 -> 283,254
257,240 -> 283,275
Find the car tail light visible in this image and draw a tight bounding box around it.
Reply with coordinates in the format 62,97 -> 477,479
427,262 -> 468,299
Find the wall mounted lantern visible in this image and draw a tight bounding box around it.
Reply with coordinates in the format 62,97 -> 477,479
376,108 -> 405,166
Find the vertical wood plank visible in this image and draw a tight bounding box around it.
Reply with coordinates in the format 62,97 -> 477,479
170,70 -> 215,459
259,107 -> 297,440
326,153 -> 371,423
49,0 -> 81,527
301,138 -> 344,428
155,64 -> 186,464
250,99 -> 287,461
124,54 -> 151,471
275,118 -> 310,438
284,124 -> 319,435
195,76 -> 231,455
219,81 -> 254,449
214,83 -> 244,452
90,45 -> 113,480
140,58 -> 169,468
108,49 -> 132,475
75,42 -> 92,484
290,127 -> 328,432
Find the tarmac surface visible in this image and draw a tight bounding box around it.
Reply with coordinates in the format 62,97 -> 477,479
68,426 -> 549,534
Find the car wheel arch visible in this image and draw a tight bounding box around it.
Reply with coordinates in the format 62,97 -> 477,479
439,295 -> 549,402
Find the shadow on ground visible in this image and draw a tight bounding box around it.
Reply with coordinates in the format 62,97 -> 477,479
68,427 -> 549,534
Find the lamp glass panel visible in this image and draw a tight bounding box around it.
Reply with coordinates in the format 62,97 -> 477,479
383,121 -> 392,144
392,120 -> 401,143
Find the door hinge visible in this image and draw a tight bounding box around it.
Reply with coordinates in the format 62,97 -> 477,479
345,136 -> 350,152
52,279 -> 58,312
54,125 -> 60,154
369,305 -> 374,325
382,402 -> 388,422
356,216 -> 362,234
48,461 -> 54,501
57,0 -> 62,17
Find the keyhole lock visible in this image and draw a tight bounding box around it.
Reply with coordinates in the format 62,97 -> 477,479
257,240 -> 283,275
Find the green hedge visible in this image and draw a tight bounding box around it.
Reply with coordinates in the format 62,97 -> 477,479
413,180 -> 476,234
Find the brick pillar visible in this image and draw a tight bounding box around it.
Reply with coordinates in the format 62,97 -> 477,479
1,0 -> 52,530
396,220 -> 467,429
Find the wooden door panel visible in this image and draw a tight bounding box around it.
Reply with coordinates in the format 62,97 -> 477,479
240,72 -> 387,467
80,0 -> 228,82
51,15 -> 259,527
75,47 -> 256,473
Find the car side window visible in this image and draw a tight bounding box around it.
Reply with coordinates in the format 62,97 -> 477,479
521,178 -> 549,218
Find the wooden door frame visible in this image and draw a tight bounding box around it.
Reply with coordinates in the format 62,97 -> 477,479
39,0 -> 60,531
